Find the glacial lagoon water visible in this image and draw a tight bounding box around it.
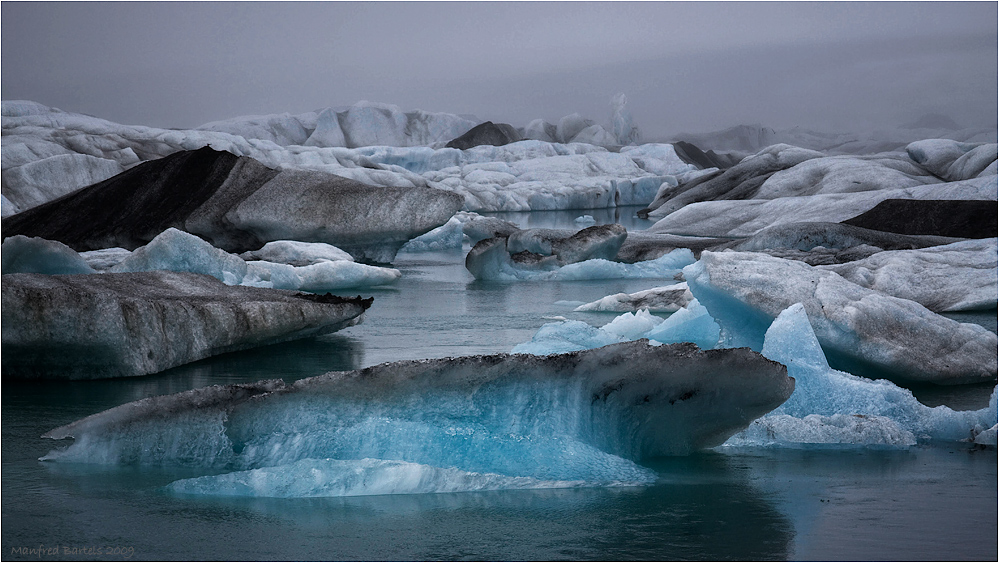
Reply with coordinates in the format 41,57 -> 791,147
3,207 -> 997,561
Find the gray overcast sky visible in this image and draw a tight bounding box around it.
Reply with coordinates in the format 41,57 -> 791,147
2,2 -> 996,137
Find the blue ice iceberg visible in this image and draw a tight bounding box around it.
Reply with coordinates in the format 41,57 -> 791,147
723,304 -> 998,448
42,341 -> 793,496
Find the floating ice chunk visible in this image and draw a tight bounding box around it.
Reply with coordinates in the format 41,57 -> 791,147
239,240 -> 354,266
574,283 -> 693,313
723,303 -> 997,447
244,259 -> 401,291
820,239 -> 998,312
574,214 -> 597,227
511,320 -> 623,356
1,235 -> 95,275
644,300 -> 721,350
729,414 -> 917,448
167,457 -> 631,498
684,251 -> 997,384
399,216 -> 464,252
466,239 -> 695,282
3,272 -> 371,379
600,309 -> 664,340
42,341 -> 793,481
516,299 -> 719,355
111,228 -> 247,284
975,424 -> 998,446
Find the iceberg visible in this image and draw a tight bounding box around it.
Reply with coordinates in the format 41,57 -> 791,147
3,147 -> 464,263
514,300 -> 720,354
684,251 -> 997,385
724,304 -> 997,447
238,240 -> 354,266
647,175 -> 997,238
2,271 -> 371,379
466,236 -> 695,282
820,239 -> 998,312
41,341 -> 794,491
111,228 -> 248,284
574,283 -> 694,313
1,235 -> 96,275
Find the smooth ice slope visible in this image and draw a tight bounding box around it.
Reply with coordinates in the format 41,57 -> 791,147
820,239 -> 998,312
41,341 -> 793,497
684,251 -> 998,384
724,304 -> 998,447
239,240 -> 354,266
3,271 -> 371,379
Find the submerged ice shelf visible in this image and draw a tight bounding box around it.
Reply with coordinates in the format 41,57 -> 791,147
41,341 -> 794,496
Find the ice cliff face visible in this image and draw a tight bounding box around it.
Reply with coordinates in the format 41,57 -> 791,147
2,271 -> 372,379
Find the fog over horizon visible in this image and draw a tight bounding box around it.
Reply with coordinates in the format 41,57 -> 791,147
3,2 -> 996,139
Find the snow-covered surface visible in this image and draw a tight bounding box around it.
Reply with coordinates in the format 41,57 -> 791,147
820,239 -> 999,312
684,251 -> 997,384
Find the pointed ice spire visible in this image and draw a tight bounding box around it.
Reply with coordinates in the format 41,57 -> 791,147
610,93 -> 641,146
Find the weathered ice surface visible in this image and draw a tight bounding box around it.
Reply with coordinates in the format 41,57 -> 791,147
446,121 -> 522,150
647,175 -> 997,238
841,199 -> 998,239
574,283 -> 694,313
671,141 -> 740,170
42,340 -> 795,474
2,147 -> 464,263
714,222 -> 962,264
644,144 -> 825,218
239,240 -> 354,266
1,235 -> 96,275
820,239 -> 999,312
684,251 -> 997,385
906,139 -> 998,181
2,271 -> 372,379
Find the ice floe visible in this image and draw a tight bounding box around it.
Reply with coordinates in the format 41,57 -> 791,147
3,271 -> 371,379
40,340 -> 793,495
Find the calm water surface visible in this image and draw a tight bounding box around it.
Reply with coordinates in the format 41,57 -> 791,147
3,208 -> 997,561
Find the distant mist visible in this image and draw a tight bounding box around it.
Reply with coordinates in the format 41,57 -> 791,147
2,2 -> 996,137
